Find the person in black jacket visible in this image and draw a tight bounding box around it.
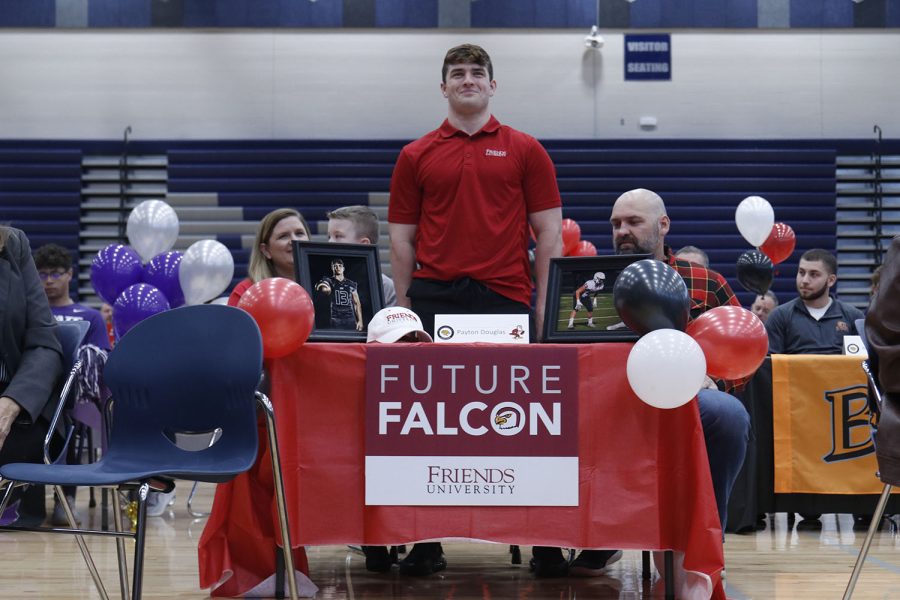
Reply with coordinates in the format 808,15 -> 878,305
0,227 -> 63,526
0,226 -> 63,465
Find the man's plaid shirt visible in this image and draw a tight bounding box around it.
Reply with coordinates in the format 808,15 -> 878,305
664,247 -> 749,391
665,247 -> 740,318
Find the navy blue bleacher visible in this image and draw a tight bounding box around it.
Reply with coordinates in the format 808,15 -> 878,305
168,145 -> 403,289
542,142 -> 837,306
163,140 -> 840,306
0,149 -> 82,249
0,149 -> 83,300
167,145 -> 404,233
0,139 -> 848,309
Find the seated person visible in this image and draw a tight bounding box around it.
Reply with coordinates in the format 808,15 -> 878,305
33,243 -> 112,525
230,207 -> 311,302
674,245 -> 709,268
0,228 -> 63,523
750,290 -> 778,324
765,249 -> 865,530
532,189 -> 751,577
765,249 -> 863,355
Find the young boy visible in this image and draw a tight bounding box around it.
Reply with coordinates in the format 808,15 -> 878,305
326,205 -> 397,307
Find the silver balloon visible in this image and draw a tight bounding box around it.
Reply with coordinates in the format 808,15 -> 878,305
126,200 -> 180,262
178,240 -> 235,305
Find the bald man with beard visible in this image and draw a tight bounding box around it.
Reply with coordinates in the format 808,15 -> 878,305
531,189 -> 751,578
608,190 -> 751,508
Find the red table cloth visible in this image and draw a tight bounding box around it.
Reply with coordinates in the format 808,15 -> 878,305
201,342 -> 725,599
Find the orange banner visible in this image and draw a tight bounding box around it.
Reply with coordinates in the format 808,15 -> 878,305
772,354 -> 888,494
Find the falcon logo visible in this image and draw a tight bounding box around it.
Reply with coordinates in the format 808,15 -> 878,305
823,384 -> 873,463
489,403 -> 525,435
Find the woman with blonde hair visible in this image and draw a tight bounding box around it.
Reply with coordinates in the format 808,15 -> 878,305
229,208 -> 311,304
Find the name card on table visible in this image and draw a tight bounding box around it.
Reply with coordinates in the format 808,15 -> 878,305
433,314 -> 529,344
843,335 -> 867,358
364,345 -> 578,506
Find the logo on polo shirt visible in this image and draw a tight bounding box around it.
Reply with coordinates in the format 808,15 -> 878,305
485,149 -> 507,157
836,321 -> 850,333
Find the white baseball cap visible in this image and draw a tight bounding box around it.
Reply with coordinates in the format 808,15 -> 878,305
367,307 -> 433,343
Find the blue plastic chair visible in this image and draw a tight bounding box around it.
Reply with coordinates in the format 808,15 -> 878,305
0,304 -> 298,600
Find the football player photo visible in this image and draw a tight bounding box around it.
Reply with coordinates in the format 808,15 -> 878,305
293,241 -> 384,341
567,271 -> 605,329
556,269 -> 619,332
543,255 -> 645,342
315,257 -> 364,331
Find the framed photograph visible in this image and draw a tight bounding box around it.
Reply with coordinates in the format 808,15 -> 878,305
293,241 -> 385,342
542,254 -> 651,343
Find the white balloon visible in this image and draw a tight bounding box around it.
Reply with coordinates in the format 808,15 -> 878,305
626,329 -> 707,409
735,196 -> 775,248
178,240 -> 235,305
126,200 -> 180,262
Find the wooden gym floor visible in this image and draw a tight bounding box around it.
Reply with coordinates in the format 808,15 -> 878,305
1,482 -> 898,599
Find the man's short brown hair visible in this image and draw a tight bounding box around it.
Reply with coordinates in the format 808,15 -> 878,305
800,248 -> 837,276
442,44 -> 493,82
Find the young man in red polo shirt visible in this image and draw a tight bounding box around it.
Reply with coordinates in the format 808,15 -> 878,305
388,43 -> 563,344
387,42 -> 563,578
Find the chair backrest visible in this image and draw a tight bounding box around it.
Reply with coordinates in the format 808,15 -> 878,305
55,320 -> 90,373
102,304 -> 264,481
44,320 -> 93,461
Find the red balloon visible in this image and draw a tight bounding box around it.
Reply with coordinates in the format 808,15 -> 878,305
238,278 -> 314,359
572,240 -> 597,256
760,222 -> 796,265
562,219 -> 581,256
686,306 -> 767,380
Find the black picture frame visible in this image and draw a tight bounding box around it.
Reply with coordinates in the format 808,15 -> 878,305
542,254 -> 650,343
293,241 -> 385,342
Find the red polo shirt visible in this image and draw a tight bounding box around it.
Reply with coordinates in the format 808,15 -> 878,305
388,116 -> 561,306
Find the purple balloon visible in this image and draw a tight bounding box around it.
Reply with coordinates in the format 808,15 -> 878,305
113,283 -> 170,339
142,251 -> 184,308
91,244 -> 143,305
